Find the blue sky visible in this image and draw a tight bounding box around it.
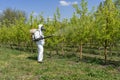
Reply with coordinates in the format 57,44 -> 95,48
0,0 -> 105,19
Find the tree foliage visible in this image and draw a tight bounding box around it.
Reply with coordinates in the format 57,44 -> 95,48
71,0 -> 93,59
0,0 -> 120,63
0,8 -> 26,27
94,0 -> 120,63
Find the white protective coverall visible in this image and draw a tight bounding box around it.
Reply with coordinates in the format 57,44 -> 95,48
36,24 -> 45,62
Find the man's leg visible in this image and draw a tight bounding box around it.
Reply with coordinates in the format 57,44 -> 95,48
37,44 -> 44,62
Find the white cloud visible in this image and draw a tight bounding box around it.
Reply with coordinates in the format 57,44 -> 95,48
59,0 -> 78,6
59,0 -> 70,6
72,1 -> 78,5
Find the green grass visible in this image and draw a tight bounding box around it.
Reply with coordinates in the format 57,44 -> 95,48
0,47 -> 120,80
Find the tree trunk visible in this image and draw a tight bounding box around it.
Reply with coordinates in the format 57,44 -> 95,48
55,45 -> 59,55
104,46 -> 107,64
79,42 -> 83,60
104,40 -> 108,64
61,42 -> 64,56
30,40 -> 34,53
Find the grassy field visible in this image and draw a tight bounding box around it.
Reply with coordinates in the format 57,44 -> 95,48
0,47 -> 120,80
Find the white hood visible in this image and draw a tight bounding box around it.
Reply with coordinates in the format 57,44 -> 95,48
38,24 -> 43,30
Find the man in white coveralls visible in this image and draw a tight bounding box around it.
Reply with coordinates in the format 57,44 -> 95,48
30,24 -> 45,63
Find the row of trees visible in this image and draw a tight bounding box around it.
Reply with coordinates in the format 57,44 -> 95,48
0,0 -> 120,63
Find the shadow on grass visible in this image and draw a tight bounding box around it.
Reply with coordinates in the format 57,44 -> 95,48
79,55 -> 120,67
56,52 -> 120,68
27,56 -> 37,61
27,52 -> 120,68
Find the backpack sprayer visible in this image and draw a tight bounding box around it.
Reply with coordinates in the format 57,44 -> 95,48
41,34 -> 55,40
33,34 -> 54,41
30,28 -> 55,41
